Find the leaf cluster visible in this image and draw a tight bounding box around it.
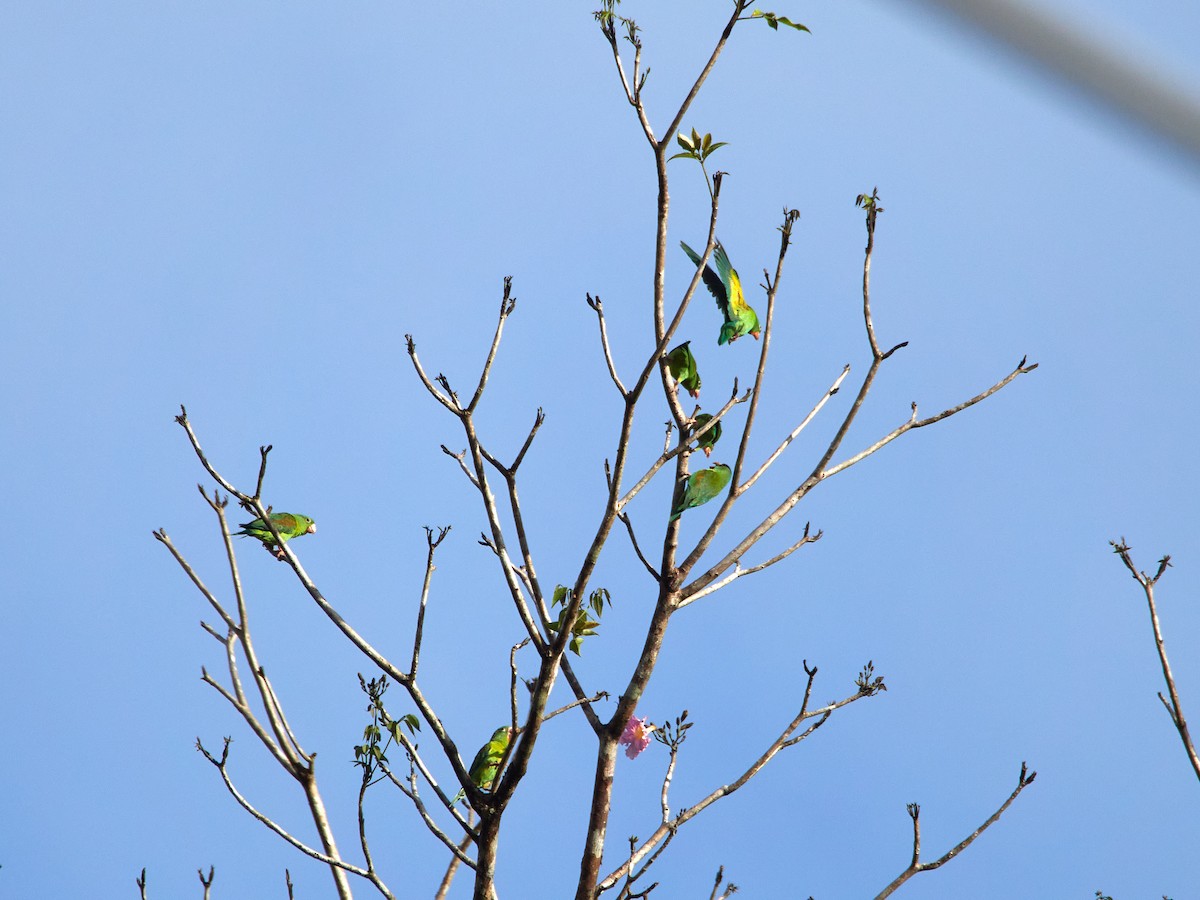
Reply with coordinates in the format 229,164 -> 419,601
669,127 -> 728,164
547,585 -> 614,655
353,675 -> 420,781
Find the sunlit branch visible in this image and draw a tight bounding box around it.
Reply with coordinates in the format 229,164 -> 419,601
676,208 -> 801,578
406,336 -> 459,413
173,406 -> 250,503
873,763 -> 1037,899
511,407 -> 546,473
617,385 -> 745,513
1110,539 -> 1200,781
676,522 -> 821,610
597,10 -> 655,143
510,638 -> 531,737
821,357 -> 1038,481
441,445 -> 481,488
661,2 -> 751,152
354,779 -> 400,900
411,526 -> 452,678
599,663 -> 875,891
196,737 -> 369,879
619,511 -> 662,581
467,278 -> 517,414
434,821 -> 478,900
658,173 -> 725,428
545,692 -> 610,723
386,731 -> 472,834
377,759 -> 476,866
707,866 -> 738,900
153,529 -> 238,633
739,365 -> 851,494
587,294 -> 628,397
257,665 -> 309,764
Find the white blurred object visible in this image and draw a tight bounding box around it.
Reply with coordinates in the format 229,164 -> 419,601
891,0 -> 1200,162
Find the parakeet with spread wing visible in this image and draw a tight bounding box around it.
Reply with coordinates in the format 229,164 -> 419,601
680,239 -> 760,345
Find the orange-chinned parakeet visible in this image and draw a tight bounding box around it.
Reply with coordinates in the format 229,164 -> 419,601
236,513 -> 316,559
665,341 -> 701,398
453,726 -> 513,805
670,463 -> 732,521
692,413 -> 722,457
680,240 -> 760,345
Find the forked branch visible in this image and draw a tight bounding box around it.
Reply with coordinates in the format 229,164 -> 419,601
874,763 -> 1037,899
598,662 -> 884,891
1110,538 -> 1200,781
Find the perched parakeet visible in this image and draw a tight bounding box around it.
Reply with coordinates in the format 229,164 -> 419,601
454,726 -> 513,804
680,240 -> 761,345
692,413 -> 722,457
670,463 -> 732,521
236,513 -> 316,559
665,341 -> 701,398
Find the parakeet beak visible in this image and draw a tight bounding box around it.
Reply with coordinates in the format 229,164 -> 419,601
307,523 -> 317,534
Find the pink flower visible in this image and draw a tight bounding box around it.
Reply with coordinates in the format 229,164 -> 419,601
619,715 -> 655,759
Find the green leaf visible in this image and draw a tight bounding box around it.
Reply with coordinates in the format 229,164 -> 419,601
750,10 -> 809,33
776,16 -> 809,32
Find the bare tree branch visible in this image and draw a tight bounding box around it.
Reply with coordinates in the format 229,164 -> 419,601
467,277 -> 518,414
676,522 -> 822,610
411,525 -> 451,678
619,510 -> 662,581
196,738 -> 367,891
587,293 -> 628,397
1110,538 -> 1200,781
599,663 -> 882,891
435,820 -> 478,900
441,445 -> 481,488
874,763 -> 1037,899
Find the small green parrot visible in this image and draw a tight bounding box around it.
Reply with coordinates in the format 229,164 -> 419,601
670,463 -> 732,521
665,341 -> 701,398
692,413 -> 722,457
236,513 -> 316,559
680,240 -> 761,345
454,726 -> 513,804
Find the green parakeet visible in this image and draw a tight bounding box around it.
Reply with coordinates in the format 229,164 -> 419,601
665,341 -> 701,398
680,240 -> 760,345
670,463 -> 732,521
454,726 -> 513,804
236,513 -> 316,559
693,413 -> 722,457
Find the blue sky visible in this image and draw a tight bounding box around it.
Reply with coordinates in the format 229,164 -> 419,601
3,1 -> 1199,897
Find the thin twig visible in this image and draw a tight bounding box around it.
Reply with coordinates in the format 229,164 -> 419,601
873,763 -> 1037,899
411,526 -> 452,677
195,738 -> 371,878
1110,539 -> 1200,781
434,821 -> 478,900
467,278 -> 517,413
587,294 -> 628,397
619,511 -> 662,581
598,664 -> 878,890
